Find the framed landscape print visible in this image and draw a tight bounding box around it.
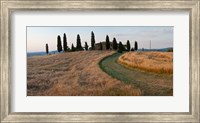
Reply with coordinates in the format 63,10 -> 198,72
27,26 -> 173,96
1,0 -> 199,122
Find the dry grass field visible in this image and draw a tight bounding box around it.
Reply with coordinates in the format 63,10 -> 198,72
27,51 -> 141,96
118,52 -> 173,74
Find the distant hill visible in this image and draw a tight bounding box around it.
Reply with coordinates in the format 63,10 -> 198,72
138,47 -> 173,52
27,47 -> 173,57
27,50 -> 59,57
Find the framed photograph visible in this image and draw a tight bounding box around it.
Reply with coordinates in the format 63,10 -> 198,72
1,0 -> 199,122
26,26 -> 173,96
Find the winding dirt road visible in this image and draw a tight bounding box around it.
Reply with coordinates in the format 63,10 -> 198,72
100,53 -> 173,96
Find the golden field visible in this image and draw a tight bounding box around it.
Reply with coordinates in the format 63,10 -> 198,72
118,52 -> 173,74
27,51 -> 141,96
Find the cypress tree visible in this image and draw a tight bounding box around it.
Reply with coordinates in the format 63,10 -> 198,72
106,35 -> 110,50
71,43 -> 75,51
45,43 -> 49,55
127,40 -> 131,51
118,42 -> 123,53
113,37 -> 118,50
91,31 -> 95,50
99,42 -> 103,50
85,42 -> 88,51
57,35 -> 62,52
76,34 -> 83,51
134,41 -> 138,51
63,33 -> 67,52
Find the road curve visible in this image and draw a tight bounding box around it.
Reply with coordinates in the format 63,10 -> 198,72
99,52 -> 173,96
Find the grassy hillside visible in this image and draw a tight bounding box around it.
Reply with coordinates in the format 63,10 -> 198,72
27,51 -> 141,96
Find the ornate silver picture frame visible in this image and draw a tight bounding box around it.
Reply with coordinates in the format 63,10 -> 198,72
1,0 -> 199,122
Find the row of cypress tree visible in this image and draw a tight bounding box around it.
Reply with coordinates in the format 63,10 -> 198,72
56,32 -> 94,53
104,35 -> 138,52
45,31 -> 138,54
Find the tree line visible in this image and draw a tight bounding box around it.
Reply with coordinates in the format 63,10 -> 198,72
45,31 -> 138,54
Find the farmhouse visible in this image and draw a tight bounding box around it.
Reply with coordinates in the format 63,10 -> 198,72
95,42 -> 113,50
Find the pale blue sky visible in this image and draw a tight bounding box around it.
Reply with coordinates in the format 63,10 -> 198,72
27,26 -> 173,52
